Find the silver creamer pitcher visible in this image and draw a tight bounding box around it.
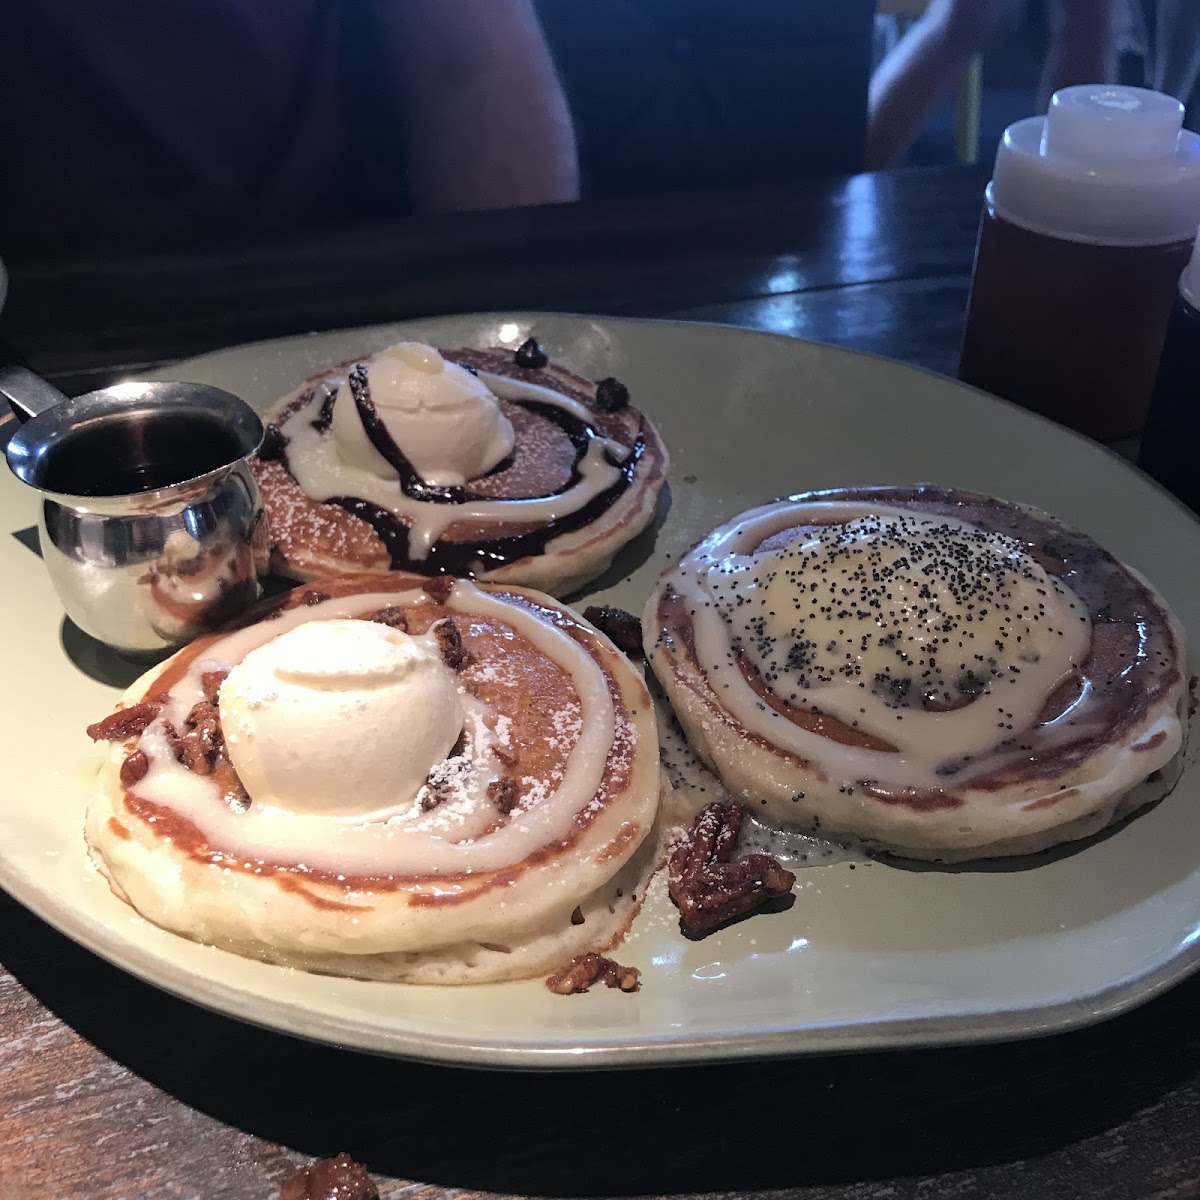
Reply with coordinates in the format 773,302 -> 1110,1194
1,367 -> 265,656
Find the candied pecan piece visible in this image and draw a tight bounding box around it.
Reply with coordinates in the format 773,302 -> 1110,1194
301,588 -> 331,606
162,701 -> 249,809
546,953 -> 640,995
597,956 -> 642,992
181,701 -> 222,775
594,376 -> 630,412
160,720 -> 185,761
280,1153 -> 380,1200
514,336 -> 548,369
200,668 -> 230,704
668,802 -> 796,937
86,699 -> 161,742
672,800 -> 743,875
491,741 -> 519,768
582,605 -> 643,656
488,776 -> 519,814
422,575 -> 455,603
433,617 -> 470,669
419,783 -> 449,812
119,749 -> 149,787
368,605 -> 409,631
171,733 -> 206,773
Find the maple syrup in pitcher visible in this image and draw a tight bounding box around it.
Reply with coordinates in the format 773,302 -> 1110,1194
959,86 -> 1200,441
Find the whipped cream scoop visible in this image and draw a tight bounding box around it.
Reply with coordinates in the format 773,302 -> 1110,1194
219,618 -> 464,820
331,342 -> 514,486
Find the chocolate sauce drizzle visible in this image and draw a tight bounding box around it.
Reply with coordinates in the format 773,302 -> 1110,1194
331,439 -> 645,575
310,382 -> 340,433
295,359 -> 647,574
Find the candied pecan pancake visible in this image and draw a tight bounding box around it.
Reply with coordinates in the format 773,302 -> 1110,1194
252,340 -> 669,597
644,485 -> 1189,862
85,573 -> 666,983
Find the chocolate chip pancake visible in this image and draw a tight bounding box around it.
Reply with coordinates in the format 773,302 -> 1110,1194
253,340 -> 669,597
644,485 -> 1189,862
85,573 -> 667,984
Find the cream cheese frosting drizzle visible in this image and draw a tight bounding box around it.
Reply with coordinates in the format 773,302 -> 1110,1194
124,583 -> 620,877
672,501 -> 1098,791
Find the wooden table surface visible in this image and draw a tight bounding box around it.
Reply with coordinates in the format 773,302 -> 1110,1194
4,165 -> 1200,1200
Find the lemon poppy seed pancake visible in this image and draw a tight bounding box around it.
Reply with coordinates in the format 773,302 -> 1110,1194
252,342 -> 669,597
645,485 -> 1188,862
85,574 -> 664,984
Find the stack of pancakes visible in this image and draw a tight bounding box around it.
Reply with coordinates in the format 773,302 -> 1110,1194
86,574 -> 663,983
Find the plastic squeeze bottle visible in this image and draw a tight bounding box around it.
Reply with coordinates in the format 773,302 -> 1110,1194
958,85 -> 1200,441
1138,229 -> 1200,513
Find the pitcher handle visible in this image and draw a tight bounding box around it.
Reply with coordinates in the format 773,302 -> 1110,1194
0,365 -> 70,423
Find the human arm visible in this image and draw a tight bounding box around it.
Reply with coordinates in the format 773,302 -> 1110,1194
367,0 -> 579,213
866,0 -> 1022,170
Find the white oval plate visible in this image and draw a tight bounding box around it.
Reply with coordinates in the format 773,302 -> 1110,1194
3,313 -> 1199,1068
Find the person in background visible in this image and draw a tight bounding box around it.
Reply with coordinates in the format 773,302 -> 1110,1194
866,0 -> 1118,169
0,0 -> 579,264
1118,0 -> 1200,121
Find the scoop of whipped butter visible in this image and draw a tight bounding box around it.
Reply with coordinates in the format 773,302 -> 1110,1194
218,618 -> 464,820
331,342 -> 515,486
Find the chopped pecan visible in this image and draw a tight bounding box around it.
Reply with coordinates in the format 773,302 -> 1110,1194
514,336 -> 548,369
158,700 -> 249,809
181,701 -> 222,775
119,749 -> 149,787
280,1153 -> 380,1200
491,741 -> 519,768
668,802 -> 796,937
422,575 -> 455,603
433,617 -> 470,669
301,588 -> 331,606
488,776 -> 519,814
546,952 -> 640,995
86,699 -> 162,742
582,605 -> 643,656
200,668 -> 230,704
368,605 -> 409,631
160,720 -> 186,763
419,783 -> 449,812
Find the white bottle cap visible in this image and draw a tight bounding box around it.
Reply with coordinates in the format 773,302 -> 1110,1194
1181,228 -> 1200,310
990,85 -> 1200,246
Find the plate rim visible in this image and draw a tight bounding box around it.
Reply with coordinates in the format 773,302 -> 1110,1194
5,309 -> 1199,1070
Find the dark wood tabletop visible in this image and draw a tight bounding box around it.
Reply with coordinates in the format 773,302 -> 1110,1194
4,164 -> 1199,1200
